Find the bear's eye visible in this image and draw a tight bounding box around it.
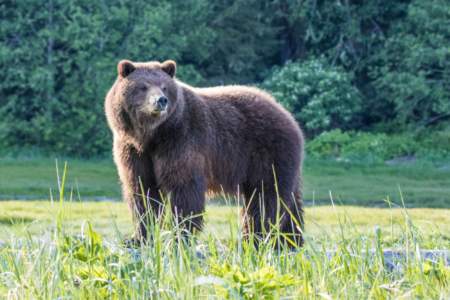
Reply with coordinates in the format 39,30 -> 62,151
161,85 -> 167,92
138,85 -> 148,92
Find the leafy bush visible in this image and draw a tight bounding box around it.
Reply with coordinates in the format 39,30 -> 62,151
209,263 -> 297,299
263,60 -> 362,134
416,130 -> 450,160
306,129 -> 450,163
304,130 -> 352,158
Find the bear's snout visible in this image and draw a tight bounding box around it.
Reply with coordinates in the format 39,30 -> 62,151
156,96 -> 168,111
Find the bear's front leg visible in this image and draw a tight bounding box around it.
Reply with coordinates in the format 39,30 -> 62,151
164,171 -> 206,234
113,140 -> 162,242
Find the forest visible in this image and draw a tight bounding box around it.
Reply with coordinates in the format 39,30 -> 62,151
1,0 -> 449,158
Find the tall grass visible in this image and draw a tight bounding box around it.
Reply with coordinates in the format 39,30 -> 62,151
0,164 -> 448,299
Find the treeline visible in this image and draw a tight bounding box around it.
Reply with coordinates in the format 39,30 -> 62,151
1,0 -> 449,157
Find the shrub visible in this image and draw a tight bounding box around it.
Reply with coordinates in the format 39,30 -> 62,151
306,130 -> 449,163
417,130 -> 450,159
263,59 -> 362,134
305,129 -> 352,158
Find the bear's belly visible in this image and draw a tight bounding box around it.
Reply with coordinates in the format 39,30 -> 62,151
205,157 -> 244,196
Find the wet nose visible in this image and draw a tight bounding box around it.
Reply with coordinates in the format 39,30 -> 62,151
156,96 -> 168,110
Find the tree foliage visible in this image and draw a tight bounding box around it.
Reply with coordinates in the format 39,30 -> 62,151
372,0 -> 450,127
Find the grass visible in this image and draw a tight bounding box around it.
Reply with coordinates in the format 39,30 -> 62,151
306,160 -> 450,208
0,201 -> 449,247
0,158 -> 449,298
1,157 -> 449,207
0,200 -> 449,298
0,157 -> 120,200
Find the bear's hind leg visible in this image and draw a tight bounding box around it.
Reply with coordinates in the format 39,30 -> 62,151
242,183 -> 280,245
279,186 -> 304,247
242,178 -> 304,248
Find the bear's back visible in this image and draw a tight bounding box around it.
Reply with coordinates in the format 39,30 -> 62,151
190,84 -> 301,142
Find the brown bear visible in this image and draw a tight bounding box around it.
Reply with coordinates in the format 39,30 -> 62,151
105,59 -> 305,246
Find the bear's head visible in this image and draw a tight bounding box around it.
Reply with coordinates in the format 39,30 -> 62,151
106,59 -> 181,137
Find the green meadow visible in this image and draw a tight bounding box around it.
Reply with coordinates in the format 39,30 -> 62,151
1,157 -> 449,207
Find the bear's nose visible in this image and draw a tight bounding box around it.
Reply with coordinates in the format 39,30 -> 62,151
156,96 -> 168,110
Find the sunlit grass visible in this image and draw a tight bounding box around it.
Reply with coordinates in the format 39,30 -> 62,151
1,200 -> 449,298
1,201 -> 449,248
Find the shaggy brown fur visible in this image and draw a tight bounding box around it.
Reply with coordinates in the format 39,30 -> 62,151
105,60 -> 305,246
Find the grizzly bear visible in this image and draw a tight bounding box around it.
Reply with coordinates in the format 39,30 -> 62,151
105,59 -> 305,246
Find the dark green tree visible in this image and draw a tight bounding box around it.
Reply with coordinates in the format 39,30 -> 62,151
371,0 -> 450,128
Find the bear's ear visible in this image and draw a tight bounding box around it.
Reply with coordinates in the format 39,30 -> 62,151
161,60 -> 176,77
118,60 -> 135,78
